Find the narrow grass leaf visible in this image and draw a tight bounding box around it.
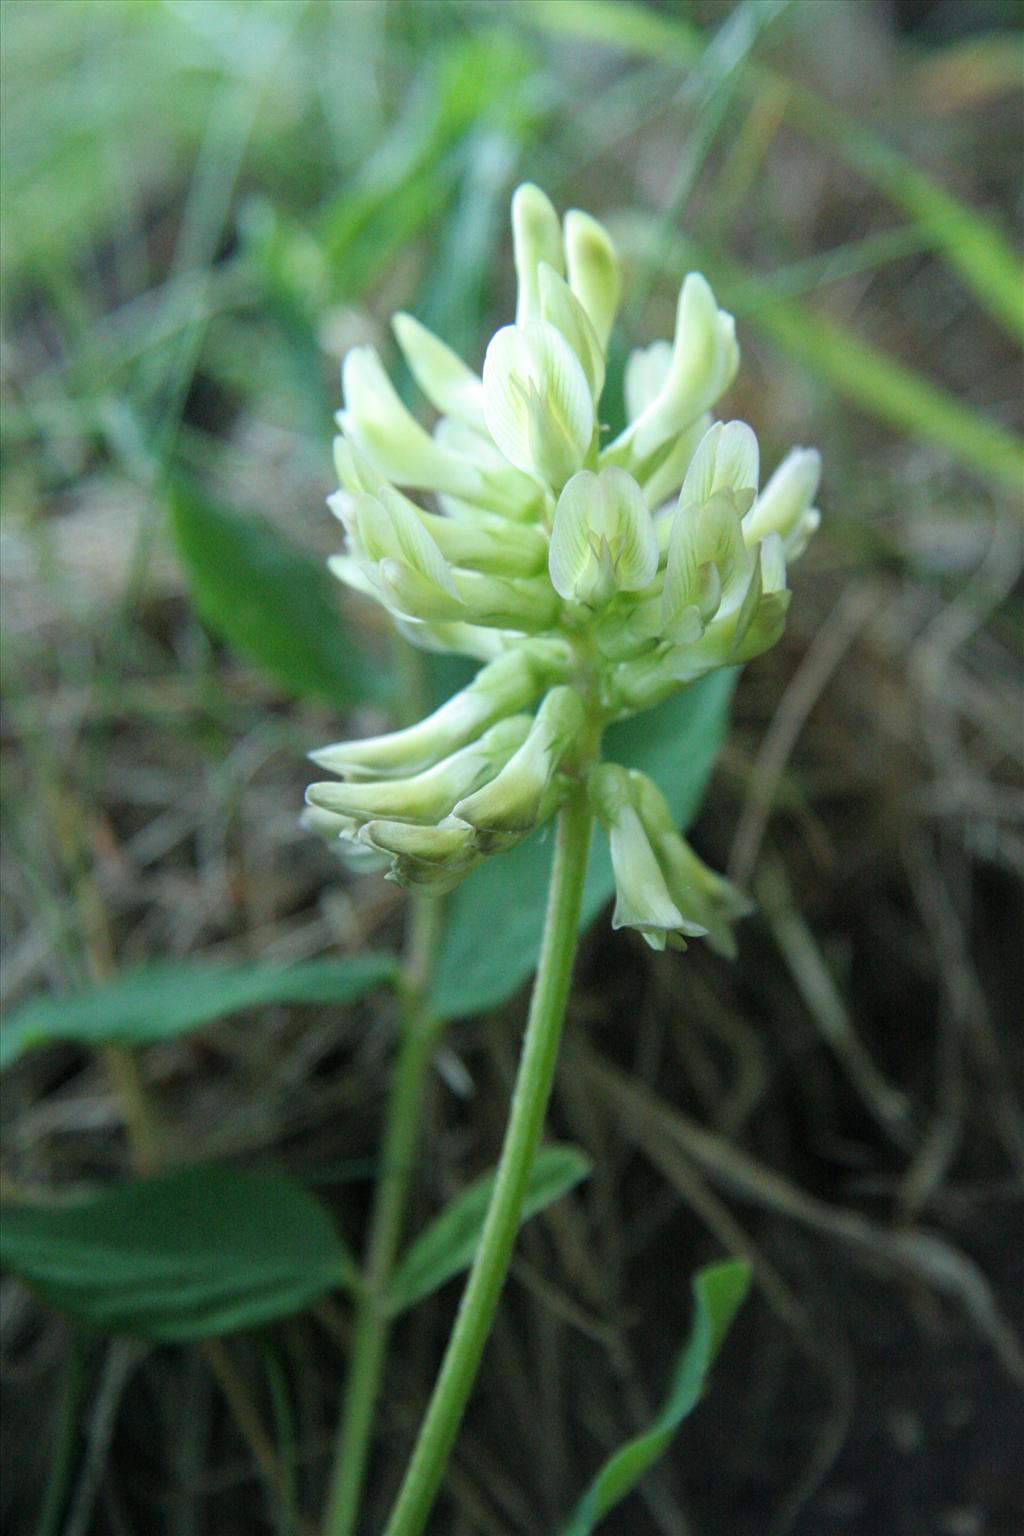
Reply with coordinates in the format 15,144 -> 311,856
743,286 -> 1024,491
1,955 -> 397,1070
620,218 -> 1024,492
779,82 -> 1024,343
560,1259 -> 751,1535
430,669 -> 735,1018
1,1166 -> 355,1341
169,481 -> 391,706
387,1144 -> 591,1316
526,0 -> 1024,338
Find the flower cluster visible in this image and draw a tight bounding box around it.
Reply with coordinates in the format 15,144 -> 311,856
306,185 -> 821,950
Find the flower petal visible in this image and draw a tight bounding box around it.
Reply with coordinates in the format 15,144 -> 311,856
564,208 -> 621,351
482,321 -> 593,488
512,183 -> 564,326
392,312 -> 486,431
538,262 -> 605,400
743,447 -> 822,558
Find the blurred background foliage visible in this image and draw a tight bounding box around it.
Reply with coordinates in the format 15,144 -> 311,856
1,1 -> 1022,1534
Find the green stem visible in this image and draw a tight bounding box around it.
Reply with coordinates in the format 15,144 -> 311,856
324,894 -> 444,1536
383,787 -> 594,1536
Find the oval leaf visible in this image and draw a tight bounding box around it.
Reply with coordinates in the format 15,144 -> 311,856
1,955 -> 397,1070
169,480 -> 391,705
560,1259 -> 751,1535
430,669 -> 736,1019
387,1144 -> 591,1316
1,1166 -> 355,1341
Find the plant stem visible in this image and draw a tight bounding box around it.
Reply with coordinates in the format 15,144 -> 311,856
323,894 -> 444,1536
383,787 -> 594,1536
103,1044 -> 159,1174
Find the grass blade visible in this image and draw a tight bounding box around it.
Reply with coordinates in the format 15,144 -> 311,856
560,1259 -> 751,1535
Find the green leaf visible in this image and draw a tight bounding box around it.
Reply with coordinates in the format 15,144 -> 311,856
387,1144 -> 591,1316
168,480 -> 390,705
0,1166 -> 355,1341
1,955 -> 397,1071
429,670 -> 736,1019
560,1259 -> 751,1535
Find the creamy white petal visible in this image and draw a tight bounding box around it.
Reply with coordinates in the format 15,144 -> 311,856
606,274 -> 739,466
538,262 -> 605,400
563,208 -> 621,351
549,467 -> 658,606
341,347 -> 483,497
512,183 -> 564,326
744,447 -> 822,557
482,321 -> 593,488
624,340 -> 673,424
392,312 -> 486,431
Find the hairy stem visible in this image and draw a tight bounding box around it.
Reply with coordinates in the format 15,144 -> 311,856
383,787 -> 594,1536
324,894 -> 444,1536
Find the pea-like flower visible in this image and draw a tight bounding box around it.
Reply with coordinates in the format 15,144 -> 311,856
307,183 -> 821,950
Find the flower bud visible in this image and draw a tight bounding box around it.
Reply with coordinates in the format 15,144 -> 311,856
642,413 -> 711,515
306,715 -> 531,826
605,635 -> 720,715
341,346 -> 485,500
358,816 -> 481,892
376,559 -> 464,624
432,418 -> 545,521
606,273 -> 738,467
624,341 -> 672,423
448,569 -> 562,631
350,487 -> 458,607
391,311 -> 486,431
564,208 -> 621,352
679,420 -> 759,518
351,489 -> 548,578
391,616 -> 505,662
549,467 -> 658,609
538,262 -> 605,401
482,321 -> 593,490
628,770 -> 752,958
512,183 -> 564,326
310,642 -> 570,780
453,686 -> 585,836
588,763 -> 696,951
743,447 -> 822,559
333,434 -> 384,497
300,806 -> 392,872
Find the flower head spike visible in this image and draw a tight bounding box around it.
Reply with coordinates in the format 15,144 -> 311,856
309,182 -> 821,915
